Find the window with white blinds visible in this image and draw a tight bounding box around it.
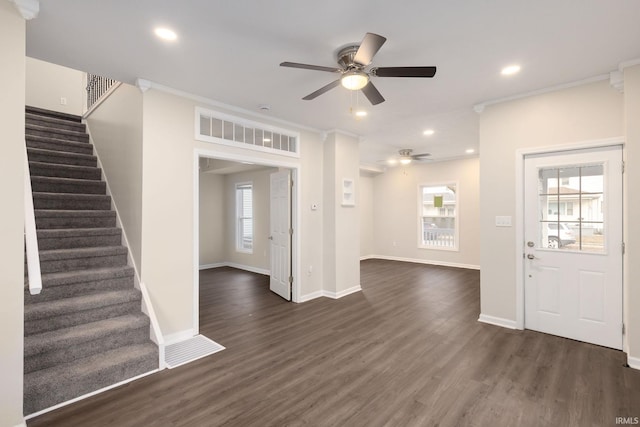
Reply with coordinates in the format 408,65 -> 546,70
236,183 -> 253,252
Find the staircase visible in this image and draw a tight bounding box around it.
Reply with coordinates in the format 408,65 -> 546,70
24,106 -> 158,415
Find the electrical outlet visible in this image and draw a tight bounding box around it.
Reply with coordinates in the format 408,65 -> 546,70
60,97 -> 67,105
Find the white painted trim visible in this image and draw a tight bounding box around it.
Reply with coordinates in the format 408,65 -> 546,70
199,262 -> 226,270
628,355 -> 640,370
417,180 -> 460,252
24,144 -> 42,295
24,369 -> 158,419
478,314 -> 517,330
369,255 -> 480,271
619,58 -> 640,71
163,329 -> 196,346
359,255 -> 376,261
12,422 -> 27,427
137,78 -> 321,134
298,290 -> 324,303
323,285 -> 362,299
474,74 -> 609,112
225,262 -> 270,276
139,281 -> 165,370
514,138 -> 625,331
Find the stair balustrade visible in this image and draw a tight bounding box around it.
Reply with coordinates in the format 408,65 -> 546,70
85,74 -> 119,113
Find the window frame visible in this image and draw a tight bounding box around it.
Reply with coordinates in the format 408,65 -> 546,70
417,182 -> 459,251
235,182 -> 254,253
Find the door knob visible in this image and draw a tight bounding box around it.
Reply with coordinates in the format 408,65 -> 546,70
527,254 -> 536,260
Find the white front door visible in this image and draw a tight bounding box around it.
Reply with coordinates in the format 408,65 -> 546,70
269,170 -> 291,300
524,146 -> 623,349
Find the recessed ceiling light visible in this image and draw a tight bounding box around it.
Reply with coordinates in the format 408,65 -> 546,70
466,148 -> 475,154
501,64 -> 521,76
154,27 -> 177,41
423,129 -> 435,136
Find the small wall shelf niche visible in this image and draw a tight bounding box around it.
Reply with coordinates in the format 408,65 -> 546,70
342,178 -> 355,206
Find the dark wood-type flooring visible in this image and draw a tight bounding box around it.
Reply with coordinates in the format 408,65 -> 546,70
29,260 -> 640,426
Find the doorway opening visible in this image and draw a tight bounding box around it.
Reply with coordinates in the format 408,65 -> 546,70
193,149 -> 300,335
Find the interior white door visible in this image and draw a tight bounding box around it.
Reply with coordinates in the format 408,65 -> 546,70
524,146 -> 623,349
269,170 -> 292,301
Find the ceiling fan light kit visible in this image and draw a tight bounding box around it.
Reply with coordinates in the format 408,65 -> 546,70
280,32 -> 437,105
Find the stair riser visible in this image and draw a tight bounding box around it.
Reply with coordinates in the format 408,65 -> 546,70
25,275 -> 134,303
38,233 -> 122,251
26,107 -> 82,123
34,195 -> 111,211
24,347 -> 158,415
31,180 -> 106,195
39,253 -> 128,274
36,214 -> 116,229
28,151 -> 97,168
26,127 -> 89,143
29,163 -> 101,181
24,325 -> 149,374
25,300 -> 140,335
26,117 -> 86,133
27,138 -> 93,156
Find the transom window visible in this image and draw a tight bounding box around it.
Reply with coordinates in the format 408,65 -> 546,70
419,183 -> 458,250
196,107 -> 299,157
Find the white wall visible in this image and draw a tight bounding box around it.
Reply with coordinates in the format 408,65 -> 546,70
199,172 -> 225,267
623,65 -> 640,364
371,157 -> 480,269
26,57 -> 84,116
323,132 -> 361,295
224,168 -> 277,272
478,80 -> 623,324
0,3 -> 25,425
86,84 -> 144,269
141,88 -> 325,336
359,173 -> 375,258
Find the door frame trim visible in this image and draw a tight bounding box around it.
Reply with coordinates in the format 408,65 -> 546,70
193,148 -> 301,335
514,137 -> 624,338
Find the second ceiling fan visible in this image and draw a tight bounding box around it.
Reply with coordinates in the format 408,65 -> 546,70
280,32 -> 437,105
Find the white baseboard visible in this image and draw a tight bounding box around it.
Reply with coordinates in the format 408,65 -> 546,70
199,262 -> 269,276
13,422 -> 27,427
478,314 -> 517,329
199,262 -> 225,270
360,255 -> 376,261
366,255 -> 480,271
324,285 -> 362,299
628,355 -> 640,370
298,290 -> 324,303
164,329 -> 196,345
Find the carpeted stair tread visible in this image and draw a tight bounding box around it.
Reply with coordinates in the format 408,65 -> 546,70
25,313 -> 149,358
25,266 -> 135,289
31,176 -> 106,195
26,106 -> 82,123
37,227 -> 122,250
37,245 -> 128,274
35,209 -> 116,229
27,147 -> 97,167
26,123 -> 89,143
27,134 -> 93,155
24,288 -> 141,322
33,192 -> 111,210
28,161 -> 102,181
26,113 -> 86,133
24,342 -> 158,415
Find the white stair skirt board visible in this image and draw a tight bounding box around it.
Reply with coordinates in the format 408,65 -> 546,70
164,335 -> 225,369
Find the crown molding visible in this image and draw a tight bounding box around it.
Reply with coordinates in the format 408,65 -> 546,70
609,71 -> 624,93
10,0 -> 39,20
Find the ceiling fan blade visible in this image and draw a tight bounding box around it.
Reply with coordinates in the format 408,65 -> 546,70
280,62 -> 342,73
361,81 -> 385,105
353,33 -> 387,66
302,79 -> 342,100
373,66 -> 437,78
411,153 -> 431,159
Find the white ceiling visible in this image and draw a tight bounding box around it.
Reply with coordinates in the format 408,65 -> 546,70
25,0 -> 640,166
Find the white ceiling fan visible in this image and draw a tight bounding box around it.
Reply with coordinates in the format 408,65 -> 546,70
381,149 -> 432,166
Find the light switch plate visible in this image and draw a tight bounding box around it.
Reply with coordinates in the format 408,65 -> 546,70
495,216 -> 512,227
